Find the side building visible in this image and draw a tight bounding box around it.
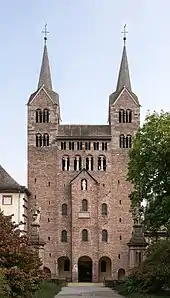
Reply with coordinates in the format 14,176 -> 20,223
27,35 -> 140,282
0,165 -> 30,232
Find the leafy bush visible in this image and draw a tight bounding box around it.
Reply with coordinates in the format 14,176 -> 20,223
0,270 -> 11,298
125,240 -> 170,294
0,211 -> 43,297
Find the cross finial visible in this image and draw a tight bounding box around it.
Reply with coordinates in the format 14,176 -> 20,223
42,23 -> 49,45
121,24 -> 128,46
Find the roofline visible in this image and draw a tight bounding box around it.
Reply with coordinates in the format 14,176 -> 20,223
113,87 -> 140,106
70,168 -> 99,184
0,186 -> 31,196
27,85 -> 56,106
55,136 -> 111,141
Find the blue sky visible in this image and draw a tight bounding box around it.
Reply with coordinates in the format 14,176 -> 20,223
0,0 -> 170,186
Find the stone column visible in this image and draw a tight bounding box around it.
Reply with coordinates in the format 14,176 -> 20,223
55,260 -> 59,278
89,157 -> 92,171
72,262 -> 78,282
64,157 -> 68,171
100,156 -> 104,171
92,261 -> 99,282
76,156 -> 79,171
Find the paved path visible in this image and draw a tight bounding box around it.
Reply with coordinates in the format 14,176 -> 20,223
55,283 -> 124,297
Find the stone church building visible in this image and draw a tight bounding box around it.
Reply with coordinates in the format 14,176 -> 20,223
27,33 -> 141,282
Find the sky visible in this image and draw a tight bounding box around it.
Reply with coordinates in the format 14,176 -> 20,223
0,0 -> 170,186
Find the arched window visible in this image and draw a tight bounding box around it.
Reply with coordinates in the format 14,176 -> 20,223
102,203 -> 108,216
86,155 -> 93,171
126,135 -> 132,148
81,179 -> 87,191
61,230 -> 67,242
119,109 -> 125,123
43,133 -> 49,146
64,259 -> 70,271
82,229 -> 88,241
126,109 -> 132,123
102,229 -> 108,242
119,135 -> 125,148
62,203 -> 67,216
43,109 -> 50,123
82,199 -> 88,212
36,133 -> 42,147
101,260 -> 106,272
98,156 -> 106,171
36,109 -> 42,123
74,155 -> 82,171
62,156 -> 70,171
82,199 -> 88,211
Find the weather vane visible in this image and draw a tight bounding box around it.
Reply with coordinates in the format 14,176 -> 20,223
121,24 -> 128,45
42,23 -> 49,45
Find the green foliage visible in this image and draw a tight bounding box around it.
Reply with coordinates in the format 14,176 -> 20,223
0,270 -> 11,298
0,211 -> 43,297
127,111 -> 170,232
34,281 -> 61,298
125,240 -> 170,294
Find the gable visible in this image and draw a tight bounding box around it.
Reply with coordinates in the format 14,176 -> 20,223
70,168 -> 99,185
27,85 -> 59,106
109,87 -> 140,107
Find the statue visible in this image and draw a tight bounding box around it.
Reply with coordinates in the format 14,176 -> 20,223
132,204 -> 142,225
32,203 -> 41,226
81,179 -> 87,190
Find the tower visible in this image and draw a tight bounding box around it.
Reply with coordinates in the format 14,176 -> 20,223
27,28 -> 60,231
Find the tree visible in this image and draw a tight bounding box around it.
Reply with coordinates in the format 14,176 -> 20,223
125,240 -> 170,294
0,211 -> 43,297
127,111 -> 170,232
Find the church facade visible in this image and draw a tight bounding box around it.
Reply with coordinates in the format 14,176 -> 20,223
27,35 -> 140,282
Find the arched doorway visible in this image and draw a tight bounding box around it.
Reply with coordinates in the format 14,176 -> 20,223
58,256 -> 71,279
43,267 -> 51,278
78,256 -> 92,282
118,268 -> 125,280
98,256 -> 112,281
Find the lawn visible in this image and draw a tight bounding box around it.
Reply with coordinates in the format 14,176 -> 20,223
34,281 -> 61,298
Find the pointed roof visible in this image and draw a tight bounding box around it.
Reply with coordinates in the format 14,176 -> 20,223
116,45 -> 131,92
38,44 -> 52,90
0,165 -> 30,195
109,42 -> 139,106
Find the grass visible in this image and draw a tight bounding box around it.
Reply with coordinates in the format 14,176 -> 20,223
34,281 -> 61,298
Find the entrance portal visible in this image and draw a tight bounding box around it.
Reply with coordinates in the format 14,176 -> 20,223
78,256 -> 92,282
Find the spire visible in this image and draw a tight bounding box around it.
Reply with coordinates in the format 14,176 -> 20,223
116,24 -> 131,92
38,24 -> 52,90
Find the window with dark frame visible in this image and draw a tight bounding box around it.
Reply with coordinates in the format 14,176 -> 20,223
2,196 -> 12,205
61,230 -> 67,242
102,229 -> 108,242
82,229 -> 88,241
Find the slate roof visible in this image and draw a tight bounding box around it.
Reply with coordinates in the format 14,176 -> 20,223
0,165 -> 30,195
56,125 -> 111,140
109,44 -> 139,106
38,44 -> 52,90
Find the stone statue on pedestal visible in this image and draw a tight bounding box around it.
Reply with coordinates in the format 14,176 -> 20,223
32,203 -> 41,226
